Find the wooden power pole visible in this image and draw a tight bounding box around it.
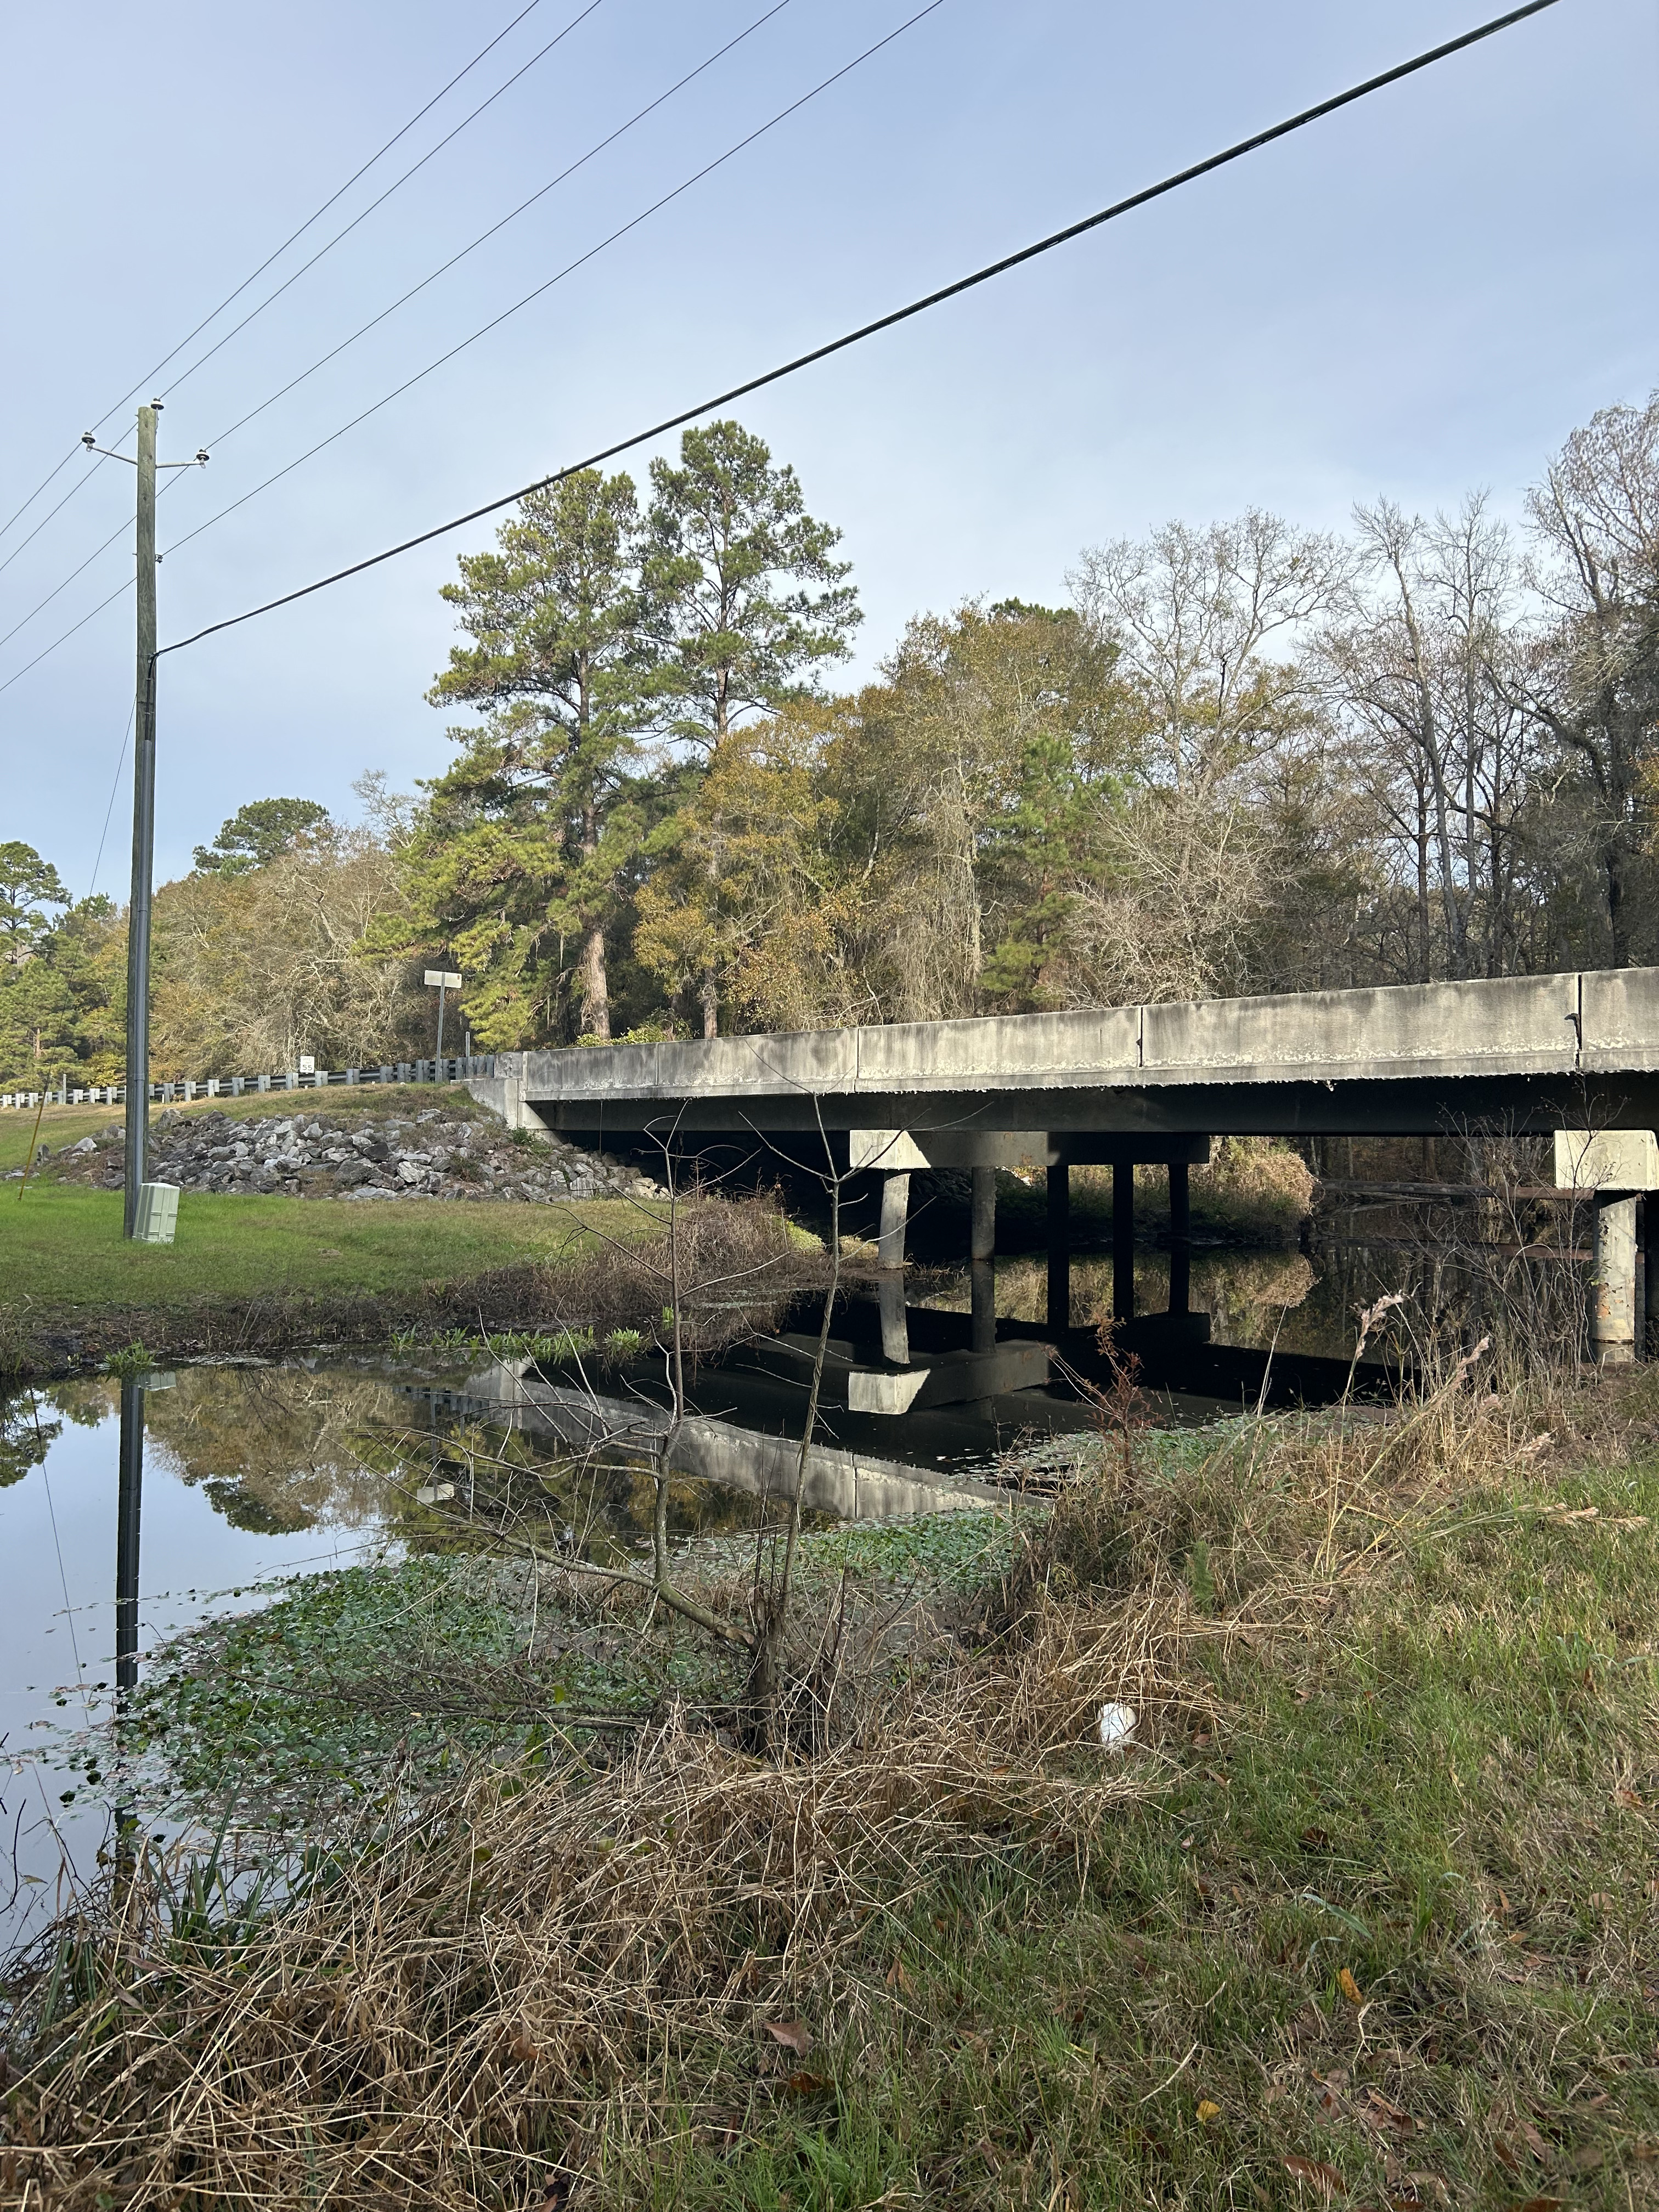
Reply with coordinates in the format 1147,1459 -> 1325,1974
122,404 -> 159,1237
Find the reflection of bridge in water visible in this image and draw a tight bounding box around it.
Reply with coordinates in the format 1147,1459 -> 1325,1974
476,970 -> 1659,1380
400,1361 -> 1024,1524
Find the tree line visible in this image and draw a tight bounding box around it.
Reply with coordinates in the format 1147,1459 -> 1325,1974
4,394 -> 1657,1087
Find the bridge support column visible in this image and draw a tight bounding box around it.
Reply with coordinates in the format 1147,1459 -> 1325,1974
1592,1195 -> 1638,1364
1113,1162 -> 1136,1324
1046,1160 -> 1070,1334
877,1173 -> 910,1365
1168,1156 -> 1191,1317
970,1166 -> 996,1355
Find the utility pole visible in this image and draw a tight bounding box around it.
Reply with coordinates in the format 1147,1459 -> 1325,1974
123,404 -> 158,1236
82,408 -> 206,1236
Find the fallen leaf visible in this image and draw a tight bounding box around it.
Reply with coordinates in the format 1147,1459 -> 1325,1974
1338,1967 -> 1365,2006
782,2070 -> 828,2096
1284,2155 -> 1344,2197
1493,2137 -> 1521,2173
885,1959 -> 913,1994
1361,2087 -> 1414,2133
1197,2098 -> 1222,2123
1633,2139 -> 1659,2159
1301,1825 -> 1334,1851
763,2019 -> 812,2058
1567,2145 -> 1604,2173
1516,2120 -> 1552,2162
1615,1787 -> 1644,1808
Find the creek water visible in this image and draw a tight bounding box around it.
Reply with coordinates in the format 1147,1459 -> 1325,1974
0,1227 -> 1483,1950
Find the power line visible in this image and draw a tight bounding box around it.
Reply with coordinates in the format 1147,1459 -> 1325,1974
201,0 -> 794,456
159,0 -> 1563,664
0,464 -> 191,659
0,0 -> 548,550
0,448 -> 93,558
0,513 -> 132,658
161,0 -> 947,565
155,0 -> 609,409
0,0 -> 874,684
0,455 -> 114,583
88,699 -> 138,900
0,576 -> 132,701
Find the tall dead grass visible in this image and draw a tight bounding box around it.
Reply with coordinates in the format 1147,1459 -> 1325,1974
2,1653 -> 1149,2208
1,1358 -> 1626,2209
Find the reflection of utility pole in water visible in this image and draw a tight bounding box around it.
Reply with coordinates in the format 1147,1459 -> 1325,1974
112,1379 -> 146,1884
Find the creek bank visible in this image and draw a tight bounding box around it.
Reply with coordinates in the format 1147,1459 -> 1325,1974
4,1176 -> 826,1387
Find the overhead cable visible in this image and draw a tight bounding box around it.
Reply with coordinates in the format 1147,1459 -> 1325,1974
0,456 -> 114,583
202,0 -> 794,455
0,577 -> 133,701
156,0 -> 610,406
0,467 -> 190,658
0,0 -> 547,550
159,0 -> 1563,661
161,0 -> 947,564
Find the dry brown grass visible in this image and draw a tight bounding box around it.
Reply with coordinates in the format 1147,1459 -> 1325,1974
2,1644 -> 1151,2209
5,1362 -> 1656,2209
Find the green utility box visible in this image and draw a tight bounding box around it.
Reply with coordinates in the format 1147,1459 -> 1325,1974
133,1182 -> 180,1245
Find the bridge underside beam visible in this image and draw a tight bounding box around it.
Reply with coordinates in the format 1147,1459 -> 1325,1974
532,1072 -> 1659,1145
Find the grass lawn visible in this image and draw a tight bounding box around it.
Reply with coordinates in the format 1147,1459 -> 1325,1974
0,1087 -> 667,1370
1,1182 -> 652,1311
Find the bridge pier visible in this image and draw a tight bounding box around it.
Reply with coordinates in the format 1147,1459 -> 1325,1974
970,1165 -> 996,1356
1113,1162 -> 1136,1324
876,1172 -> 911,1364
1592,1195 -> 1639,1365
1169,1156 -> 1191,1317
1046,1161 -> 1070,1334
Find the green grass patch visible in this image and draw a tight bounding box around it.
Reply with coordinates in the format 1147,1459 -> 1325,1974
1,1181 -> 651,1316
0,1086 -> 670,1373
629,1435 -> 1659,2207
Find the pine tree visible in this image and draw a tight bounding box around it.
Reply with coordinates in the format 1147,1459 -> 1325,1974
642,421 -> 859,1034
404,469 -> 652,1043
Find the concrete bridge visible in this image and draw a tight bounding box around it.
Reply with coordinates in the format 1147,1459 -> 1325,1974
471,968 -> 1659,1369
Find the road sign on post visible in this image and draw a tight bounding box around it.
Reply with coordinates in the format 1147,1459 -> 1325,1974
425,969 -> 462,1063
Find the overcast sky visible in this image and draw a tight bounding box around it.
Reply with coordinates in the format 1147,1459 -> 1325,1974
2,0 -> 1654,893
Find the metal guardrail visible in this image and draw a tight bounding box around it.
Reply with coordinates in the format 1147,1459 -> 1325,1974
1,1057 -> 497,1110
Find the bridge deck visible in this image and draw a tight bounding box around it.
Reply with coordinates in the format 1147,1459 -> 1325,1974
475,968 -> 1659,1139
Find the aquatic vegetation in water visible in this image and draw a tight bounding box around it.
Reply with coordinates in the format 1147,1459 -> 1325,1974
388,1323 -> 596,1364
100,1341 -> 156,1381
